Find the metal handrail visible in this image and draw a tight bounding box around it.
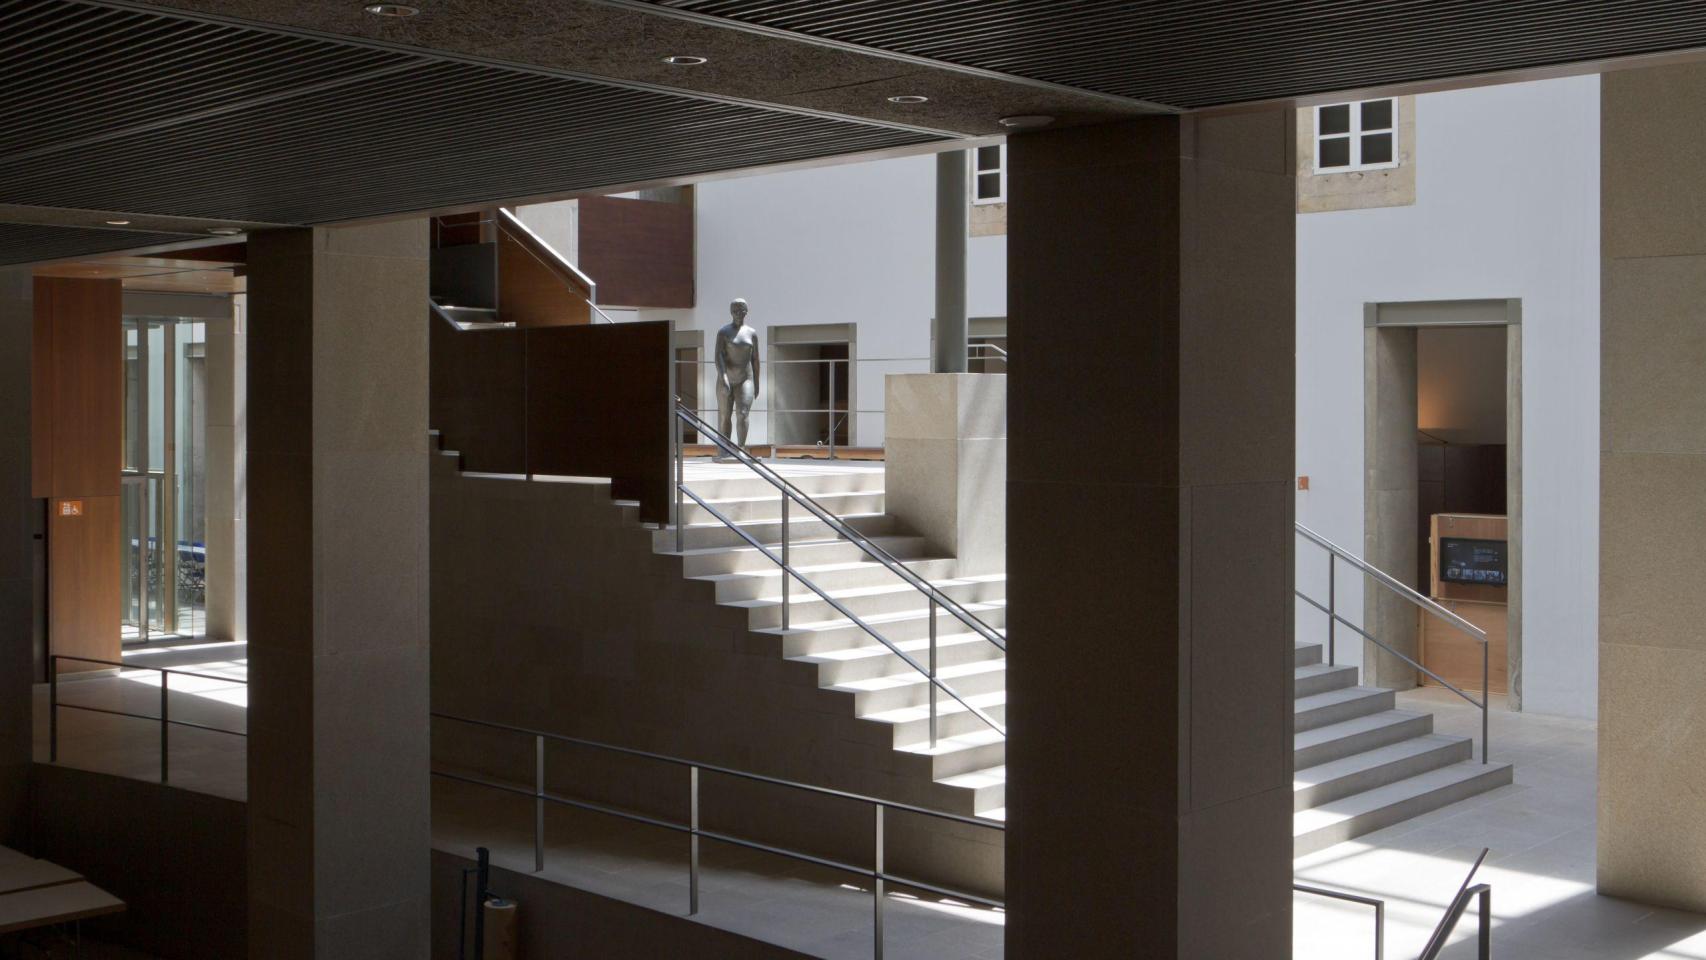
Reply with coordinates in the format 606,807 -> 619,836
1419,849 -> 1492,960
677,402 -> 1007,652
1293,883 -> 1384,960
48,654 -> 248,785
968,342 -> 1008,359
1294,522 -> 1490,763
431,712 -> 1002,960
679,484 -> 1005,738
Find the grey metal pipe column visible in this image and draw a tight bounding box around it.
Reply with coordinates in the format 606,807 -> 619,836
933,150 -> 968,374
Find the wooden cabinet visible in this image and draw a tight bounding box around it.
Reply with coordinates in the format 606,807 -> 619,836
1420,513 -> 1508,695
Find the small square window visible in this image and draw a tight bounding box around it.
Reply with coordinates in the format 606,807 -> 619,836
1319,137 -> 1351,168
971,144 -> 1006,204
976,145 -> 1002,170
1360,99 -> 1393,131
1318,104 -> 1351,136
976,172 -> 1003,201
1360,133 -> 1393,165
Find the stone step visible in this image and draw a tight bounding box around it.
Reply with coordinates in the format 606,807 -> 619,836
680,489 -> 887,525
1295,686 -> 1396,733
833,658 -> 1008,715
735,575 -> 1007,629
681,465 -> 886,501
1293,760 -> 1514,857
1294,709 -> 1435,770
1295,642 -> 1324,668
797,630 -> 1004,686
1294,662 -> 1360,698
654,511 -> 900,552
872,694 -> 1007,746
677,535 -> 930,577
934,764 -> 1006,818
774,599 -> 1008,655
699,557 -> 960,603
896,728 -> 1007,780
1294,734 -> 1472,811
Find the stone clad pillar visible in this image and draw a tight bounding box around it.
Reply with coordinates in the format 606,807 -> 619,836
1599,62 -> 1706,912
245,222 -> 430,957
205,295 -> 244,643
884,372 -> 1005,576
1005,113 -> 1295,957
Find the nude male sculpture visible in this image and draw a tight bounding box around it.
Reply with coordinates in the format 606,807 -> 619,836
714,298 -> 760,458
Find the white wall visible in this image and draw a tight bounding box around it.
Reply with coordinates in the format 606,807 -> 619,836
1296,76 -> 1601,718
629,152 -> 1007,446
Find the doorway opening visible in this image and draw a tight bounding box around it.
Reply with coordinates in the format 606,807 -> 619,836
768,323 -> 852,448
1364,299 -> 1522,706
122,316 -> 207,644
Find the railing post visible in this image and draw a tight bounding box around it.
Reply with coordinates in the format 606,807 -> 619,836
1482,644 -> 1490,764
928,598 -> 938,748
689,765 -> 701,916
160,670 -> 169,784
534,734 -> 546,872
780,493 -> 791,631
828,360 -> 838,461
1476,887 -> 1490,960
48,657 -> 57,764
872,803 -> 885,960
1375,898 -> 1385,960
675,410 -> 686,554
1327,552 -> 1337,667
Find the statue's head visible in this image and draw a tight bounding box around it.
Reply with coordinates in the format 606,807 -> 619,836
730,298 -> 749,323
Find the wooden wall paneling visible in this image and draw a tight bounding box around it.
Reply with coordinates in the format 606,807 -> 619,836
49,495 -> 120,672
524,321 -> 672,522
49,279 -> 122,499
1420,601 -> 1509,694
497,226 -> 590,328
576,196 -> 695,309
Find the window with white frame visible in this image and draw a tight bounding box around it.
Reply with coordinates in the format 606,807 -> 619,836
972,144 -> 1005,204
1314,98 -> 1398,173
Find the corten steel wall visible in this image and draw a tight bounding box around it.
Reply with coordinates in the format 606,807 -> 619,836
429,319 -> 673,523
577,195 -> 695,309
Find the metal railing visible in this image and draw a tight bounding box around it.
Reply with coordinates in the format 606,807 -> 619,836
674,402 -> 1005,745
48,654 -> 248,784
1420,849 -> 1492,960
1295,523 -> 1491,763
1294,883 -> 1385,960
431,712 -> 1003,960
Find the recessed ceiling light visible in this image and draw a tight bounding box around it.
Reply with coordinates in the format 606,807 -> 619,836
887,95 -> 930,104
662,55 -> 708,66
363,3 -> 419,17
999,115 -> 1055,130
105,219 -> 131,226
207,227 -> 242,236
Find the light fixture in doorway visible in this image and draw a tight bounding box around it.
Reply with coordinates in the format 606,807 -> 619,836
363,3 -> 420,17
887,95 -> 930,104
662,55 -> 708,66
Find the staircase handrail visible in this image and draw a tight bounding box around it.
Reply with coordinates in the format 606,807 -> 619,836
1418,849 -> 1492,959
494,208 -> 617,324
1294,522 -> 1491,763
676,402 -> 1007,652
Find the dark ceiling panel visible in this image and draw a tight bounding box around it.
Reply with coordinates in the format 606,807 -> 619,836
650,0 -> 1706,107
0,223 -> 199,266
0,0 -> 941,262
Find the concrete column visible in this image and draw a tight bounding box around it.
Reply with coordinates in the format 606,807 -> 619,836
1006,113 -> 1294,957
0,268 -> 32,845
1363,324 -> 1420,688
1599,62 -> 1706,912
884,373 -> 1004,576
246,222 -> 430,957
934,150 -> 968,374
205,295 -> 245,643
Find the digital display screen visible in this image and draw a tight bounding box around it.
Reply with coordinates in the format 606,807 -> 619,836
1440,537 -> 1507,586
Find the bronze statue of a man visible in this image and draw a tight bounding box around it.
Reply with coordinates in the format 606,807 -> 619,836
715,298 -> 759,457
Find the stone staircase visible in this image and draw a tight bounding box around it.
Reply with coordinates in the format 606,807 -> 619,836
1292,640 -> 1513,856
656,462 -> 1011,820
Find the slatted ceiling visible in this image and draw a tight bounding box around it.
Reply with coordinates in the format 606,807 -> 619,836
652,0 -> 1706,107
0,224 -> 199,266
0,0 -> 940,263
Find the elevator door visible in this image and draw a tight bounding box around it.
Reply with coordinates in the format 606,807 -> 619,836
121,317 -> 206,643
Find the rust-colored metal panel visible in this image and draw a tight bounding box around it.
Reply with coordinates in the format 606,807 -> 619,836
497,223 -> 591,328
524,322 -> 672,522
577,196 -> 695,309
30,277 -> 53,499
49,494 -> 120,673
32,277 -> 122,500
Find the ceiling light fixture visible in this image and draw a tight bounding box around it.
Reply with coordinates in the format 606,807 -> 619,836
999,115 -> 1055,130
363,3 -> 419,17
105,219 -> 131,226
887,95 -> 929,104
662,55 -> 708,66
207,227 -> 242,236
